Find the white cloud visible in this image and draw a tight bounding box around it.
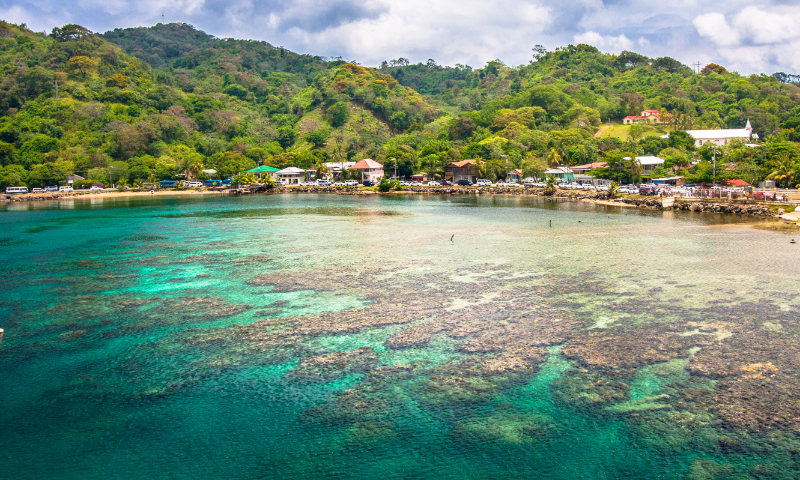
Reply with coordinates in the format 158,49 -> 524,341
691,6 -> 800,73
5,0 -> 800,73
274,0 -> 553,67
693,12 -> 740,47
573,31 -> 633,52
731,6 -> 800,45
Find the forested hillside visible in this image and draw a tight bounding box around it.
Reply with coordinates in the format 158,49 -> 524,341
2,20 -> 800,190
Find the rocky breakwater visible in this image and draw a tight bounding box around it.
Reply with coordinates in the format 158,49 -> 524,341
275,186 -> 371,195
0,191 -> 97,202
401,186 -> 605,200
613,198 -> 777,217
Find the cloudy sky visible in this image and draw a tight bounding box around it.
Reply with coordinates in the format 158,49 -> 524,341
2,0 -> 799,74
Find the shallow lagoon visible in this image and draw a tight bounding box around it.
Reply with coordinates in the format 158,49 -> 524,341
1,194 -> 799,479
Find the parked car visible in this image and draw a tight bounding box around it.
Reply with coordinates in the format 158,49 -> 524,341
59,186 -> 73,192
317,179 -> 331,186
184,181 -> 203,188
89,185 -> 104,191
440,180 -> 453,186
427,181 -> 440,186
31,188 -> 44,193
5,186 -> 28,194
496,181 -> 509,187
476,179 -> 492,187
345,180 -> 359,187
639,186 -> 657,195
410,181 -> 422,186
44,185 -> 58,192
457,179 -> 473,186
363,180 -> 375,187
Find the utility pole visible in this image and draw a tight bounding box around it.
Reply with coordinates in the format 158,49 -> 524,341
712,147 -> 717,188
693,62 -> 701,73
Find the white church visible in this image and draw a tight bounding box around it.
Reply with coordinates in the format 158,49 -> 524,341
661,120 -> 758,147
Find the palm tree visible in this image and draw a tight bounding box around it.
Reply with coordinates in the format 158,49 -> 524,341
314,161 -> 331,181
546,148 -> 562,168
544,176 -> 557,195
423,155 -> 443,180
471,158 -> 488,180
625,156 -> 642,184
189,158 -> 204,179
767,155 -> 796,187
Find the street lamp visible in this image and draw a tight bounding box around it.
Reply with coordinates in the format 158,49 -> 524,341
108,165 -> 114,189
391,158 -> 397,179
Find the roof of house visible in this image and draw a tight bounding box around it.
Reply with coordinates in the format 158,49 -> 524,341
723,179 -> 750,187
247,165 -> 280,173
684,129 -> 755,139
275,167 -> 305,174
623,156 -> 664,165
67,174 -> 85,180
571,162 -> 608,171
351,158 -> 383,169
545,167 -> 574,174
445,159 -> 476,168
323,162 -> 356,170
653,176 -> 684,181
642,110 -> 660,114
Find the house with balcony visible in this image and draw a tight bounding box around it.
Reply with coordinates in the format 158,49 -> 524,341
350,159 -> 384,183
445,160 -> 477,183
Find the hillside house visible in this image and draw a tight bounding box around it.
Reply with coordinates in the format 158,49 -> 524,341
623,110 -> 671,125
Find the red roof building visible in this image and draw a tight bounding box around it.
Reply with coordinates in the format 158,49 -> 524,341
571,162 -> 608,173
723,179 -> 750,187
350,159 -> 384,183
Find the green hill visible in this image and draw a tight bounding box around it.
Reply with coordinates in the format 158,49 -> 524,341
0,21 -> 799,190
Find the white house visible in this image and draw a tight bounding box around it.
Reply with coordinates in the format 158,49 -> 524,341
661,120 -> 758,147
274,167 -> 305,184
637,156 -> 665,174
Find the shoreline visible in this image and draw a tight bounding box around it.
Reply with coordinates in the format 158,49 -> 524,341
3,187 -> 797,228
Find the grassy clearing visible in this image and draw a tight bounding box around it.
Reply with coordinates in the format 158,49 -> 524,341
597,123 -> 671,140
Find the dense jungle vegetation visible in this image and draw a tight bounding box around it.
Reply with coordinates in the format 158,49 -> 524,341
2,20 -> 800,189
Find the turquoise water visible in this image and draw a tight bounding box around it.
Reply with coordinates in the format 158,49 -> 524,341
1,194 -> 799,479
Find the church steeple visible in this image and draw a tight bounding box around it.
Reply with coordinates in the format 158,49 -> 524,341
745,119 -> 752,132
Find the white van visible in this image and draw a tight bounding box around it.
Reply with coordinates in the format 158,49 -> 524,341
345,180 -> 359,187
5,186 -> 28,194
316,179 -> 331,186
59,186 -> 73,192
476,179 -> 492,187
